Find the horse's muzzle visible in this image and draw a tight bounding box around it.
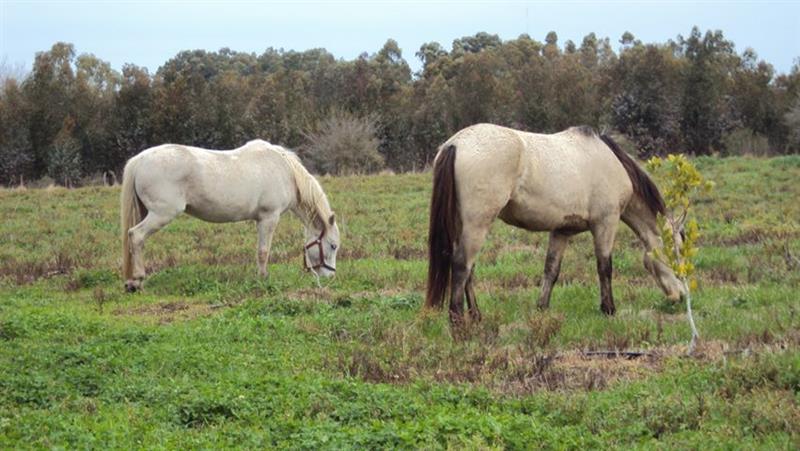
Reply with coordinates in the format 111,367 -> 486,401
303,230 -> 336,275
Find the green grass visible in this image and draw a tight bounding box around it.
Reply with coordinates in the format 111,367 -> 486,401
1,156 -> 799,448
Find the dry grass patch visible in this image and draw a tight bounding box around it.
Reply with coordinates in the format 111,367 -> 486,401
113,300 -> 215,324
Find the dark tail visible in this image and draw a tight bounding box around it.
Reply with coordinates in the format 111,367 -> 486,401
425,144 -> 460,309
600,134 -> 666,217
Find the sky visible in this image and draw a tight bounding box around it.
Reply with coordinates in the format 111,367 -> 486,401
1,0 -> 799,77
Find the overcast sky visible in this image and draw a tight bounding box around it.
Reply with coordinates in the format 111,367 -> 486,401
1,0 -> 798,77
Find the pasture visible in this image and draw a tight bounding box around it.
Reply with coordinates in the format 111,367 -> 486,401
1,156 -> 799,448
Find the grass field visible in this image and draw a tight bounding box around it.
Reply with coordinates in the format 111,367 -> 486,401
1,156 -> 799,448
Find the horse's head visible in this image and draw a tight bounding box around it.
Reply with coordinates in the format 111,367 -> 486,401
644,218 -> 688,302
303,213 -> 340,277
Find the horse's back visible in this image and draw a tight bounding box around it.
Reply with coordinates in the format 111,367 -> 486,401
442,124 -> 633,232
127,141 -> 295,222
508,127 -> 633,230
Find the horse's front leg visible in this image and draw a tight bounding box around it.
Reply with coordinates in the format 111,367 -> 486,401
256,213 -> 280,278
537,231 -> 569,310
591,218 -> 620,315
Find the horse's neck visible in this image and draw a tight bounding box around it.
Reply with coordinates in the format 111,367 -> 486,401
290,172 -> 329,234
624,201 -> 661,250
291,203 -> 323,235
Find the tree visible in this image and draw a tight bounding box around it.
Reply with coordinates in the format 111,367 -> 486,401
451,32 -> 502,56
729,49 -> 779,149
47,117 -> 82,187
611,44 -> 683,157
23,42 -> 77,177
73,53 -> 121,173
2,31 -> 799,185
543,31 -> 560,59
0,78 -> 33,185
679,28 -> 735,154
416,42 -> 447,74
112,64 -> 154,170
784,97 -> 800,152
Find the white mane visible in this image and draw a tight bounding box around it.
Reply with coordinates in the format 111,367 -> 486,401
268,143 -> 332,226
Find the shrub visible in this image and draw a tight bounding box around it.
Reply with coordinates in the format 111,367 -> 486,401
646,154 -> 714,354
47,135 -> 82,187
721,127 -> 771,156
303,111 -> 385,175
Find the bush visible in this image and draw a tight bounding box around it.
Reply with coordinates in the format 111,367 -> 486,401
46,135 -> 82,187
303,111 -> 385,175
784,98 -> 800,152
721,127 -> 771,156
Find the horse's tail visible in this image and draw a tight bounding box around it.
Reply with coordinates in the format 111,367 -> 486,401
425,144 -> 460,309
600,134 -> 666,217
120,156 -> 146,280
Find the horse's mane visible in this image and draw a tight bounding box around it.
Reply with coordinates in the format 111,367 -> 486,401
272,145 -> 333,226
599,134 -> 666,217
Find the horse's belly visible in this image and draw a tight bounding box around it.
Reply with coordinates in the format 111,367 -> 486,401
499,196 -> 590,233
184,196 -> 259,223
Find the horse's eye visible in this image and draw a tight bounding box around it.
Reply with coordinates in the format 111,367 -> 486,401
331,244 -> 338,250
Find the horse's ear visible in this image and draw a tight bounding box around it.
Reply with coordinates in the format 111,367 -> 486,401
328,214 -> 335,226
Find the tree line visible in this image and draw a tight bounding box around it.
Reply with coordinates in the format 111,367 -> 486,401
1,27 -> 799,185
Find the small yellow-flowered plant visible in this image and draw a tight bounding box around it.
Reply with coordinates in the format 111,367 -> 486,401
646,154 -> 713,355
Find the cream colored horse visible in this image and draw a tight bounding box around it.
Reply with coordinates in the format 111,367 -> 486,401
120,139 -> 339,292
426,124 -> 684,328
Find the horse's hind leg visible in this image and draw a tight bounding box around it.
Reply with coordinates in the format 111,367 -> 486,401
465,267 -> 480,322
126,211 -> 178,291
450,221 -> 491,330
449,246 -> 469,330
537,231 -> 570,310
591,217 -> 620,315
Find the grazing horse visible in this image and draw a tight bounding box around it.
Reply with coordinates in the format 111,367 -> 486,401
120,139 -> 339,292
426,124 -> 684,329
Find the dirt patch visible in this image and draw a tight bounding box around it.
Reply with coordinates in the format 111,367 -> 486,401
333,342 -> 664,395
114,300 -> 215,324
290,287 -> 337,301
502,348 -> 663,394
0,252 -> 77,285
332,331 -> 800,397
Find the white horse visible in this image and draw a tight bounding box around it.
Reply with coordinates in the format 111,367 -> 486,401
120,139 -> 340,292
426,124 -> 685,329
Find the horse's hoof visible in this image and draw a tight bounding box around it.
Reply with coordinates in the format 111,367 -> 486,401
601,304 -> 616,316
469,310 -> 482,323
449,314 -> 467,339
125,280 -> 141,293
665,292 -> 682,303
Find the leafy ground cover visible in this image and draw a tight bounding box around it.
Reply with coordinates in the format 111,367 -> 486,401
1,156 -> 799,448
